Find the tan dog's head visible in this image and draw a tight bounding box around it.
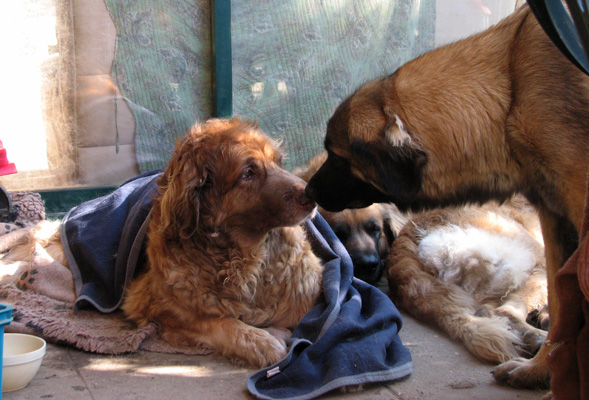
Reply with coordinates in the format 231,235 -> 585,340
155,117 -> 316,244
321,204 -> 396,284
305,78 -> 428,213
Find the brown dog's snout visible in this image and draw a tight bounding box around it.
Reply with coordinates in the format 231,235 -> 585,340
294,185 -> 316,211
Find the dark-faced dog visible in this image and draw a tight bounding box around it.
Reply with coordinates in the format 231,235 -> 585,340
294,152 -> 407,284
306,5 -> 589,390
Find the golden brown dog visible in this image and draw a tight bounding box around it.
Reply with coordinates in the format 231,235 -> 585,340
121,117 -> 323,367
305,5 -> 588,389
7,118 -> 323,368
294,152 -> 406,284
389,196 -> 548,365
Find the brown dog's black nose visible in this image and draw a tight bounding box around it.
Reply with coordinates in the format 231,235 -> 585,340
296,189 -> 316,210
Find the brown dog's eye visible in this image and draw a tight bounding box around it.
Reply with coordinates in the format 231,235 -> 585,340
241,166 -> 255,180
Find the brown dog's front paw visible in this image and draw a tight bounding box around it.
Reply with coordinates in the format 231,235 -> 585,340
259,334 -> 288,367
234,328 -> 288,368
263,327 -> 292,343
492,357 -> 551,389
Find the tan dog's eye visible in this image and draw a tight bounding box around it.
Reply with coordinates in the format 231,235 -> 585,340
332,224 -> 350,241
365,220 -> 382,235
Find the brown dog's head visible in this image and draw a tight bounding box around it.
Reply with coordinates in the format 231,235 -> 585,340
305,78 -> 427,213
320,204 -> 397,284
155,117 -> 316,245
295,151 -> 408,283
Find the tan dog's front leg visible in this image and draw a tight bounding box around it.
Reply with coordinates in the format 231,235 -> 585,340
493,209 -> 566,389
162,317 -> 288,368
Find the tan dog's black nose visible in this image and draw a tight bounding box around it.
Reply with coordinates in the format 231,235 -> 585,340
304,184 -> 316,201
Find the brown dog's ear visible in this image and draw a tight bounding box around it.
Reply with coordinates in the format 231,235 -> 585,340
158,136 -> 208,239
384,115 -> 413,147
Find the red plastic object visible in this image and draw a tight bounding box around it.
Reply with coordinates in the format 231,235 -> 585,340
0,140 -> 17,176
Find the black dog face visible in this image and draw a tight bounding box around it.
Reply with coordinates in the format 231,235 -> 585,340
305,82 -> 428,213
305,152 -> 392,212
305,139 -> 427,213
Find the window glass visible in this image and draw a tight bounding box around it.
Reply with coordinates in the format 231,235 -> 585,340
0,0 -> 517,191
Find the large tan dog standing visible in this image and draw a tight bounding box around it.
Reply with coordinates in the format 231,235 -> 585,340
306,5 -> 589,390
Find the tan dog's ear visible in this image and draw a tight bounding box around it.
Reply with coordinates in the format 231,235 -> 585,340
380,207 -> 396,246
158,136 -> 208,239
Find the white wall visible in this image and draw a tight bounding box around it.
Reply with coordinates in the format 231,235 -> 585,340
435,0 -> 519,46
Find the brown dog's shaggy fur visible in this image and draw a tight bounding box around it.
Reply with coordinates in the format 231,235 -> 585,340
5,118 -> 323,368
389,196 -> 548,364
305,5 -> 588,389
294,152 -> 406,284
121,118 -> 323,367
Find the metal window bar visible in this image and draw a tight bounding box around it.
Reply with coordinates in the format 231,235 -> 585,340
212,0 -> 233,117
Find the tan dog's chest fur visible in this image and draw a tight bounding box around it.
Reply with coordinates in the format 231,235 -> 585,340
389,197 -> 548,365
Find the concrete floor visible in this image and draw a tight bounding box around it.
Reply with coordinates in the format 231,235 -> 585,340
3,310 -> 550,400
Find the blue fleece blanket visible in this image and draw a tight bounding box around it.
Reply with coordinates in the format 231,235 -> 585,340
60,172 -> 413,398
247,215 -> 412,399
61,170 -> 161,313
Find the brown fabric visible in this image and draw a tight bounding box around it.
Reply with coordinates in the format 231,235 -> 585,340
0,192 -> 45,227
547,174 -> 589,400
0,191 -> 45,236
0,235 -> 213,356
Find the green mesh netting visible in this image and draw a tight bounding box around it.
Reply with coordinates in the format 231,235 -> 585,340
105,0 -> 435,172
105,0 -> 213,173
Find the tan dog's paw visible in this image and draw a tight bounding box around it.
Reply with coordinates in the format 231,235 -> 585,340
232,328 -> 288,368
492,357 -> 550,389
15,268 -> 38,291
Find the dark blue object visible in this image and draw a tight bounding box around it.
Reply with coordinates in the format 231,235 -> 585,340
61,170 -> 161,313
247,215 -> 412,400
528,0 -> 589,75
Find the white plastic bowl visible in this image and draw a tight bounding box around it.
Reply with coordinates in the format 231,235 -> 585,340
2,333 -> 46,392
